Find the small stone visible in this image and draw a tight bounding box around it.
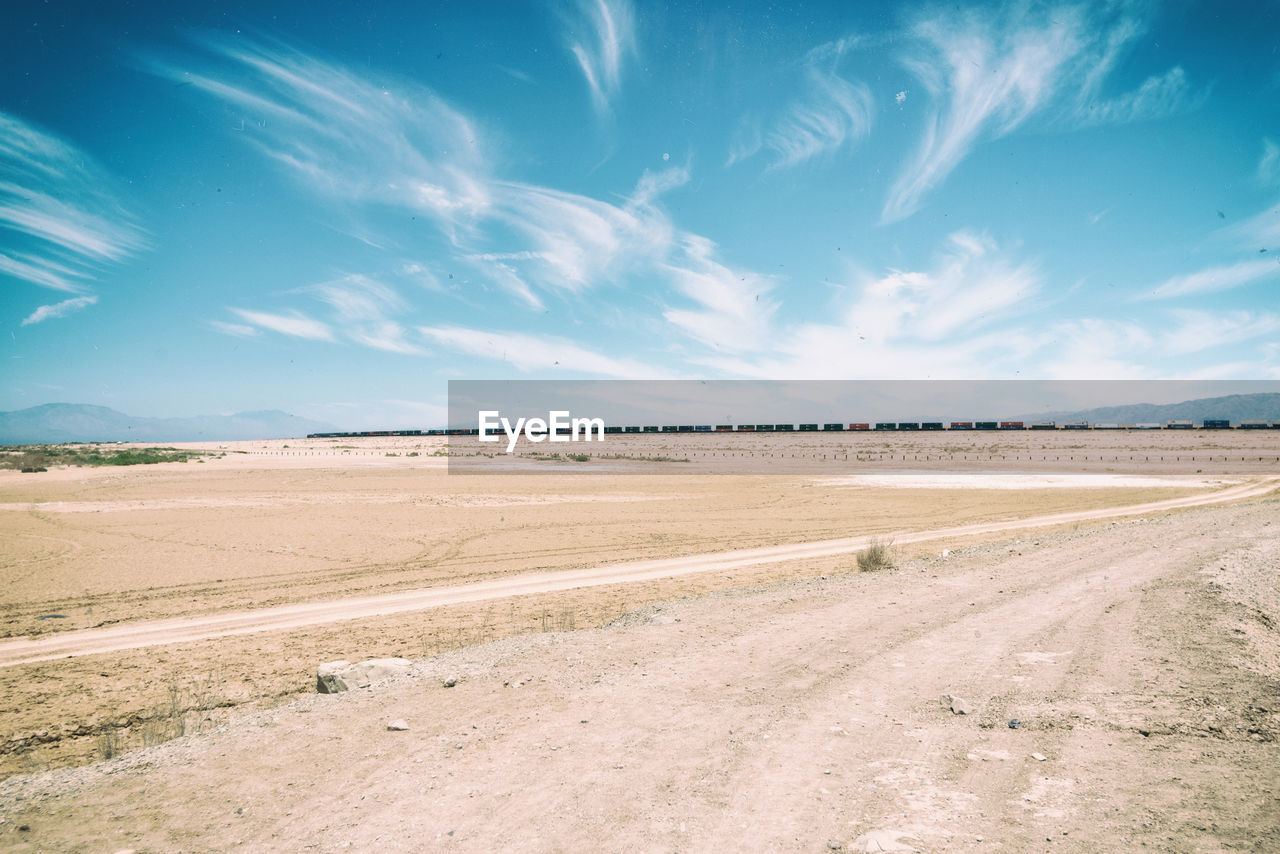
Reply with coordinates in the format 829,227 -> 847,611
827,841 -> 843,851
941,694 -> 972,715
387,719 -> 409,731
1031,752 -> 1047,761
1008,718 -> 1021,729
443,677 -> 457,688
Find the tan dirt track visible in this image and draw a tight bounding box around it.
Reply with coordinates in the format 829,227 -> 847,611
1,489 -> 1277,852
1,476 -> 1274,668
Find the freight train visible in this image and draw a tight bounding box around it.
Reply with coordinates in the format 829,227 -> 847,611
308,419 -> 1279,438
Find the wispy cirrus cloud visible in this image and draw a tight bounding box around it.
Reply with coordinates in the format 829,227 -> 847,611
21,295 -> 98,326
222,275 -> 425,354
229,308 -> 334,341
762,38 -> 873,169
145,37 -> 489,238
209,320 -> 260,338
562,0 -> 637,114
727,38 -> 872,170
419,326 -> 659,379
883,2 -> 1200,223
1143,257 -> 1280,300
1,111 -> 146,314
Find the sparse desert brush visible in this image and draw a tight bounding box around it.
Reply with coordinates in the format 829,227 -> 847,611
857,537 -> 895,572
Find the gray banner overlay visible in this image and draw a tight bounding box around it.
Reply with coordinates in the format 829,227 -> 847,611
445,380 -> 1280,475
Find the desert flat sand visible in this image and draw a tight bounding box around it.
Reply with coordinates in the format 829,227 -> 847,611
0,432 -> 1277,852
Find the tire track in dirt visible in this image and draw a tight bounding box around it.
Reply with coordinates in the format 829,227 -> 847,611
0,478 -> 1274,668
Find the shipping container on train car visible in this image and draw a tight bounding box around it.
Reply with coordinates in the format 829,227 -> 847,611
823,423 -> 844,431
1094,423 -> 1120,429
948,421 -> 974,430
715,425 -> 733,432
1134,423 -> 1161,430
1029,421 -> 1056,430
694,425 -> 712,432
921,422 -> 944,431
799,423 -> 819,432
644,426 -> 660,432
1062,422 -> 1090,430
875,422 -> 896,431
625,426 -> 641,433
737,424 -> 756,432
661,425 -> 679,433
1203,420 -> 1231,429
848,422 -> 870,430
1239,419 -> 1268,429
897,422 -> 920,431
975,421 -> 998,430
755,424 -> 775,432
1166,420 -> 1194,429
999,421 -> 1024,430
775,423 -> 795,431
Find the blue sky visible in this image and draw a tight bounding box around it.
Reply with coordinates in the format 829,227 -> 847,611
2,0 -> 1278,428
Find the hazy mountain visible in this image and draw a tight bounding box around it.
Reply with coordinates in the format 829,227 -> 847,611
1015,393 -> 1280,425
0,403 -> 337,444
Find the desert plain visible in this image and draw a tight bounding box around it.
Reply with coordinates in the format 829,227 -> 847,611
0,429 -> 1277,852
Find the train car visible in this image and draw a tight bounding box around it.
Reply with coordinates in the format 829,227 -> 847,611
1134,423 -> 1161,430
1239,419 -> 1268,429
1062,422 -> 1090,430
755,424 -> 775,432
875,422 -> 896,431
798,423 -> 819,432
975,421 -> 998,430
694,425 -> 712,432
921,422 -> 944,431
998,421 -> 1024,430
1029,421 -> 1056,430
715,424 -> 734,432
1166,420 -> 1194,429
823,423 -> 844,431
948,421 -> 973,430
661,425 -> 679,433
677,425 -> 695,433
624,426 -> 641,433
737,424 -> 756,432
775,423 -> 795,431
643,426 -> 660,433
603,426 -> 623,434
848,422 -> 870,430
896,422 -> 920,431
1094,423 -> 1121,430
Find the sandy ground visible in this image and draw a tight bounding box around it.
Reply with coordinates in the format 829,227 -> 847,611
0,433 -> 1276,849
0,497 -> 1276,853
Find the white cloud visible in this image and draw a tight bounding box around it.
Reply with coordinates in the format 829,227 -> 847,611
230,308 -> 335,341
762,39 -> 873,169
883,3 -> 1199,223
661,235 -> 778,353
1145,257 -> 1280,299
1156,309 -> 1280,356
419,326 -> 659,379
0,111 -> 146,298
563,0 -> 637,113
21,295 -> 98,326
209,320 -> 261,338
147,39 -> 490,237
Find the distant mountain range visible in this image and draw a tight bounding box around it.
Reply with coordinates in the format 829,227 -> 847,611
0,404 -> 337,445
1015,393 -> 1280,425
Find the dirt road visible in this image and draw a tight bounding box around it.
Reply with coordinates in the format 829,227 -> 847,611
1,477 -> 1274,668
1,484 -> 1276,852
